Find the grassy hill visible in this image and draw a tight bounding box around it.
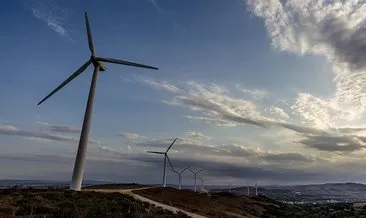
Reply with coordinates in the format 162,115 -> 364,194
0,187 -> 188,218
2,185 -> 366,217
133,187 -> 366,218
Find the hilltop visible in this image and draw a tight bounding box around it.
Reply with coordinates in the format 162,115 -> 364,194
133,187 -> 366,218
1,183 -> 366,217
0,187 -> 189,218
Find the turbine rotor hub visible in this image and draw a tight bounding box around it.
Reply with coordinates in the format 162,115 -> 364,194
91,56 -> 106,71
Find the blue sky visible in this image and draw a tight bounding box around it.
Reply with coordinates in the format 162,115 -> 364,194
1,0 -> 366,186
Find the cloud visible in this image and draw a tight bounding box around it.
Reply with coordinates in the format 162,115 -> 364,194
185,132 -> 212,140
138,76 -> 179,93
0,124 -> 100,145
137,76 -> 366,152
30,0 -> 73,40
36,121 -> 80,133
246,0 -> 366,129
291,93 -> 355,130
90,141 -> 340,184
133,137 -> 324,167
266,106 -> 290,120
118,132 -> 145,140
296,134 -> 366,152
236,85 -> 269,100
149,0 -> 164,13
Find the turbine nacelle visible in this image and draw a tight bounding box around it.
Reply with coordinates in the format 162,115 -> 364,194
91,57 -> 107,71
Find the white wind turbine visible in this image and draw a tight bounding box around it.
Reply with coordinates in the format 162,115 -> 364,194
199,176 -> 209,192
147,138 -> 178,187
37,12 -> 158,191
170,167 -> 189,190
188,168 -> 204,192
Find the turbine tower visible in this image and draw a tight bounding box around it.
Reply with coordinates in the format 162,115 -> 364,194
37,12 -> 158,191
255,182 -> 258,196
188,168 -> 204,192
170,167 -> 189,190
147,138 -> 178,187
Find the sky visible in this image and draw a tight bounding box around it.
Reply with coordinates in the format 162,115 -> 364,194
1,0 -> 366,186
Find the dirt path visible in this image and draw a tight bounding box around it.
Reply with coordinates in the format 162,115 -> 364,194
86,188 -> 207,218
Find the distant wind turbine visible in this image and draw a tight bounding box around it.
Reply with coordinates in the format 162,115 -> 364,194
188,168 -> 204,192
228,182 -> 235,194
37,12 -> 158,191
170,166 -> 189,190
199,176 -> 209,192
255,182 -> 258,196
147,138 -> 178,187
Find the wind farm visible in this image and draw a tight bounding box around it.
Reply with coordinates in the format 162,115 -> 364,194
2,0 -> 366,217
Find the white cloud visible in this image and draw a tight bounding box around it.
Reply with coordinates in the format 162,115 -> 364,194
236,85 -> 269,100
266,106 -> 290,121
185,132 -> 212,140
31,1 -> 73,40
138,76 -> 179,93
246,0 -> 366,130
118,132 -> 145,140
149,0 -> 164,13
36,121 -> 80,133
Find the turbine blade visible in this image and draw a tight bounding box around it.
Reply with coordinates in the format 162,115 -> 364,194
166,138 -> 178,153
147,151 -> 165,154
95,57 -> 158,70
180,166 -> 189,173
37,60 -> 92,105
197,169 -> 204,174
170,168 -> 179,174
166,154 -> 173,169
85,12 -> 95,55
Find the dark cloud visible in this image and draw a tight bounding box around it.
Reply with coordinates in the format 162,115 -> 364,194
321,16 -> 366,71
297,135 -> 365,152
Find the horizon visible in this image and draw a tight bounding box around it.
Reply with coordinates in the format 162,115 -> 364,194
1,179 -> 366,188
1,0 -> 366,186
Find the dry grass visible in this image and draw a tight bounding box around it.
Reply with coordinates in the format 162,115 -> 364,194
0,187 -> 189,218
133,187 -> 279,218
83,183 -> 148,190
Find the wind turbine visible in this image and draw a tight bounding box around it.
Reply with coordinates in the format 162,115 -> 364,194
147,138 -> 178,187
188,168 -> 204,192
199,176 -> 209,192
255,182 -> 258,196
228,183 -> 235,194
37,12 -> 158,191
170,167 -> 189,190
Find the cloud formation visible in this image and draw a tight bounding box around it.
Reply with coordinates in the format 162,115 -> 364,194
36,121 -> 80,133
0,124 -> 100,145
118,132 -> 145,140
135,76 -> 366,152
246,0 -> 366,129
31,0 -> 72,40
185,132 -> 212,140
